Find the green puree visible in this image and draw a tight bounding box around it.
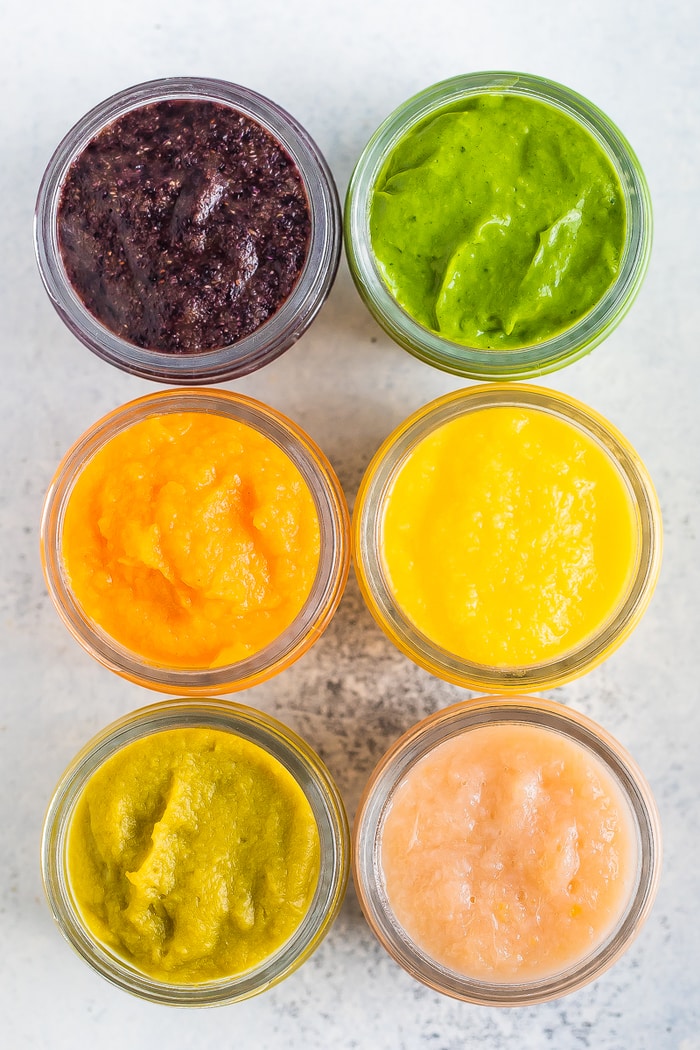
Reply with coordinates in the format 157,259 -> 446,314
370,93 -> 626,349
68,728 -> 320,983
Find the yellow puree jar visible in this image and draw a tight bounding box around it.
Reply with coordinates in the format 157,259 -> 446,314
41,698 -> 349,1005
41,388 -> 349,693
353,384 -> 662,691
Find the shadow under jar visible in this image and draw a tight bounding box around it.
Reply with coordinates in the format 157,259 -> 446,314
353,383 -> 662,692
353,695 -> 661,1006
42,698 -> 350,1005
41,388 -> 350,693
345,72 -> 652,380
35,77 -> 341,383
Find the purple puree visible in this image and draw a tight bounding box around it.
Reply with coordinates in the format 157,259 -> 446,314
57,99 -> 311,353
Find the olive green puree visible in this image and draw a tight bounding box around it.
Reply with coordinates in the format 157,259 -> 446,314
68,728 -> 320,983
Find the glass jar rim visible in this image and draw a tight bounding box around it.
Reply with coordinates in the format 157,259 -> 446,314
42,696 -> 350,1005
352,694 -> 662,1006
352,382 -> 662,691
344,71 -> 652,380
41,387 -> 350,693
34,76 -> 341,384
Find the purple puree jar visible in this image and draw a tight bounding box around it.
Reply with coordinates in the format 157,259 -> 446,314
35,78 -> 341,384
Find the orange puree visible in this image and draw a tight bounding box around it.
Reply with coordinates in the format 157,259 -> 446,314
61,413 -> 320,667
381,407 -> 637,666
380,723 -> 636,981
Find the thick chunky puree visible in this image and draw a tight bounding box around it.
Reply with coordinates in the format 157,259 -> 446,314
68,728 -> 320,982
381,406 -> 637,666
370,93 -> 625,348
61,412 -> 320,667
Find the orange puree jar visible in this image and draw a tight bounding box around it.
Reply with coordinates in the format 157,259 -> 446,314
41,389 -> 349,693
353,696 -> 661,1006
353,383 -> 662,691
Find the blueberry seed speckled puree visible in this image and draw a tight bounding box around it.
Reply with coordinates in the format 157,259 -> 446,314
57,99 -> 311,353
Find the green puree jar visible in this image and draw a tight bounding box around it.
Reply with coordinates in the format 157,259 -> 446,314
345,72 -> 652,380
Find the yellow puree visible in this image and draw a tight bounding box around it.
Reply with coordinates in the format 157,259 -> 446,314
68,728 -> 320,983
61,413 -> 320,667
381,407 -> 637,665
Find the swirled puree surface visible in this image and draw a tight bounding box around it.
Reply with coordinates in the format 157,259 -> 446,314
381,406 -> 637,666
68,728 -> 320,982
61,412 -> 320,667
380,723 -> 636,981
370,93 -> 625,348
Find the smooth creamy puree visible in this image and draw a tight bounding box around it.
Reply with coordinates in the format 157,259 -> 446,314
370,93 -> 625,349
68,727 -> 320,982
381,406 -> 637,666
380,723 -> 637,981
61,412 -> 320,667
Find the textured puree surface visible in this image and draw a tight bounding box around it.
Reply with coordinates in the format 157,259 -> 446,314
370,93 -> 625,349
381,407 -> 637,666
68,728 -> 320,982
380,723 -> 636,981
6,0 -> 696,1043
60,412 -> 321,667
58,99 -> 311,353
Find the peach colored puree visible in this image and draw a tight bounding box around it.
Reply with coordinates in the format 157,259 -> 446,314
381,407 -> 637,666
61,413 -> 320,667
380,723 -> 636,981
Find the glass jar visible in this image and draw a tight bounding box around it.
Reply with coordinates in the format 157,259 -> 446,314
42,697 -> 350,1005
353,695 -> 661,1006
345,72 -> 652,380
41,388 -> 349,693
35,77 -> 340,383
353,383 -> 662,692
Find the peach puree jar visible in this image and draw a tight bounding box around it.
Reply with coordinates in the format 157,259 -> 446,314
40,388 -> 349,694
353,696 -> 661,1006
353,383 -> 662,692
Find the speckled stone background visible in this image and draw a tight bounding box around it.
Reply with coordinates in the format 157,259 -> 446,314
2,1 -> 699,1047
